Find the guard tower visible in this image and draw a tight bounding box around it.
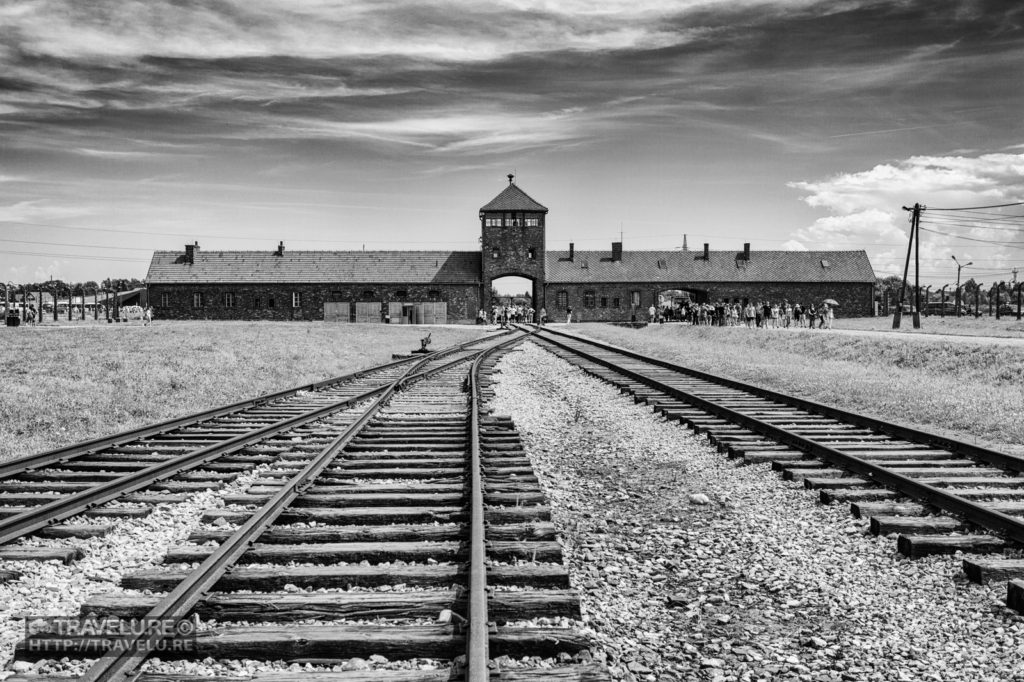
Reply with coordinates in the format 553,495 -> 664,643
479,174 -> 548,311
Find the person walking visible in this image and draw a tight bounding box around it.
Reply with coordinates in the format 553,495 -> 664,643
143,306 -> 153,326
824,303 -> 834,329
566,305 -> 573,324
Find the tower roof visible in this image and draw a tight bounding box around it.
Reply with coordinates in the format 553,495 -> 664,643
480,176 -> 548,213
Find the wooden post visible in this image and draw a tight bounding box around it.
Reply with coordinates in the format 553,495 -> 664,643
989,284 -> 995,317
894,204 -> 918,329
67,287 -> 72,322
996,284 -> 1002,320
94,290 -> 98,320
975,283 -> 982,318
940,285 -> 947,318
1018,283 -> 1022,321
912,204 -> 921,329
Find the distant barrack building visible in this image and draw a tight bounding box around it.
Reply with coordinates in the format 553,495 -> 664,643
146,176 -> 876,322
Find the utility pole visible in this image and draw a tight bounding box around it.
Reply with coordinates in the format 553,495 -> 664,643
894,203 -> 922,329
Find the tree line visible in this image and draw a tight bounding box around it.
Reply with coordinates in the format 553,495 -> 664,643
6,278 -> 147,296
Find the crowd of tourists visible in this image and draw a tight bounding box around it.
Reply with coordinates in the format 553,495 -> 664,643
477,303 -> 537,327
647,300 -> 836,329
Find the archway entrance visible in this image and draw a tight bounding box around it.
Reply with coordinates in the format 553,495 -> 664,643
488,275 -> 537,323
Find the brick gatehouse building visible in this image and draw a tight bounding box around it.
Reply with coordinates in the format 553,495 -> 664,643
146,175 -> 876,322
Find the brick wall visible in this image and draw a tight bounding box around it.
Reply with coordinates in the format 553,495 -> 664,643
543,281 -> 874,322
149,283 -> 480,323
481,219 -> 545,307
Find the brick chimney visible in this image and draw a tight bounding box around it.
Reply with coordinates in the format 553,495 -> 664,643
701,243 -> 709,260
185,241 -> 199,265
740,242 -> 750,261
611,241 -> 622,262
276,241 -> 285,257
568,242 -> 575,262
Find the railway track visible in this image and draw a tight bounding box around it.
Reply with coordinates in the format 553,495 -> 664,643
8,330 -> 609,681
529,325 -> 1024,613
0,336 -> 501,554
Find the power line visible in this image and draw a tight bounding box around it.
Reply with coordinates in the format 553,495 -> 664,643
0,237 -> 153,252
926,201 -> 1024,211
918,225 -> 1024,247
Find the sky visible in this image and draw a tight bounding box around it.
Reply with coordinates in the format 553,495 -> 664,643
2,0 -> 1023,288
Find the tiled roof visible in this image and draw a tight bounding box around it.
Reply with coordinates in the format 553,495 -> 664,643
146,251 -> 481,284
545,250 -> 875,284
479,183 -> 548,213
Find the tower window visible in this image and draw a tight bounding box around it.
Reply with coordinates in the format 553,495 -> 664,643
485,217 -> 501,226
492,248 -> 500,259
528,248 -> 536,260
525,218 -> 539,227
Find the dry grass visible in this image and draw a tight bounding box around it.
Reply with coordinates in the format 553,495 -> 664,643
837,314 -> 1024,338
0,322 -> 488,462
572,323 -> 1024,456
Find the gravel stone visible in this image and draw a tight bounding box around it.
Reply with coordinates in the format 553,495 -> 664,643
490,342 -> 1024,682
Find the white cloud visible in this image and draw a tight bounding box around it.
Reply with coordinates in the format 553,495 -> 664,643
787,149 -> 1024,280
780,239 -> 807,251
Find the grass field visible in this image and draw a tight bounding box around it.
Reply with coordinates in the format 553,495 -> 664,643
837,314 -> 1024,338
0,322 -> 488,462
572,323 -> 1024,456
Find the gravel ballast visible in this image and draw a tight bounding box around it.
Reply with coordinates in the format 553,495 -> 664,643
490,342 -> 1024,682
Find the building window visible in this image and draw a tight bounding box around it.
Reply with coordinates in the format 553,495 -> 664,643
254,296 -> 262,309
159,293 -> 170,308
612,297 -> 620,308
485,217 -> 501,226
192,292 -> 203,308
528,248 -> 536,260
556,290 -> 568,307
292,292 -> 302,308
362,290 -> 375,299
394,290 -> 408,299
584,291 -> 596,308
630,291 -> 641,307
657,259 -> 668,269
428,290 -> 441,299
492,248 -> 500,259
600,296 -> 608,308
224,292 -> 235,308
525,218 -> 539,227
268,296 -> 276,309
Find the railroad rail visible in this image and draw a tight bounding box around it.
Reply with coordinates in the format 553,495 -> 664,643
11,330 -> 609,681
0,335 -> 502,550
528,325 -> 1024,612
